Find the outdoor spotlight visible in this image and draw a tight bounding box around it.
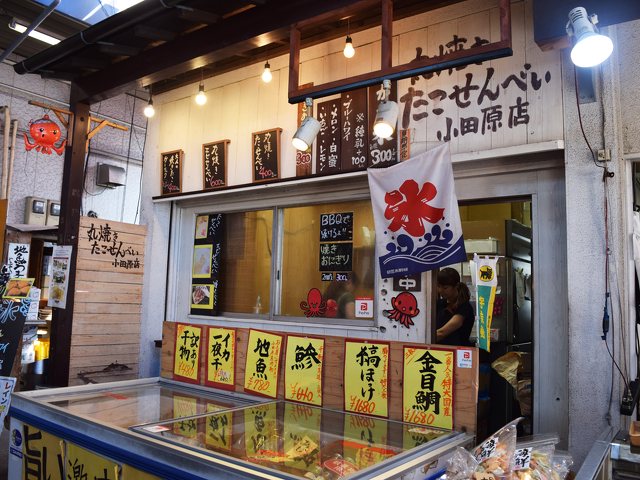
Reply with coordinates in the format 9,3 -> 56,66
261,61 -> 272,83
292,98 -> 321,151
373,79 -> 398,139
343,35 -> 355,58
567,7 -> 613,68
195,84 -> 207,105
143,98 -> 155,118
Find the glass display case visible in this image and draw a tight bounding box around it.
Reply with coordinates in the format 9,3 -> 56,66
8,378 -> 472,479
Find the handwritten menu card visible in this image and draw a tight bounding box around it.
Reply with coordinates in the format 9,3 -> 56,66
244,329 -> 282,398
173,323 -> 203,384
161,149 -> 183,195
368,84 -> 398,168
340,89 -> 368,172
284,335 -> 324,406
315,99 -> 342,175
206,327 -> 236,390
319,212 -> 353,242
252,128 -> 281,182
344,340 -> 389,418
203,140 -> 229,190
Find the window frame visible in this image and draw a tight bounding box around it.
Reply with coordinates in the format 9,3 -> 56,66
167,173 -> 377,328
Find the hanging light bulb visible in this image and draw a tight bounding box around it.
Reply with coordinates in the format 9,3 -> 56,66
292,98 -> 321,151
373,80 -> 398,139
261,61 -> 272,83
195,84 -> 207,105
343,35 -> 355,58
144,97 -> 155,118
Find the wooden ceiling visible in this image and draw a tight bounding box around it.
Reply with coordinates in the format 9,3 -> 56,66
2,0 -> 460,104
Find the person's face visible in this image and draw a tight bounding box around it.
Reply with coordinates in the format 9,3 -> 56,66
437,283 -> 457,302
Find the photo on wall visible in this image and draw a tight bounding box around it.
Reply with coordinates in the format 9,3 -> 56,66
191,284 -> 215,309
192,245 -> 213,278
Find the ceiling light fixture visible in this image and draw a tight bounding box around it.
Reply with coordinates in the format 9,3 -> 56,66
343,19 -> 355,58
195,70 -> 207,105
566,7 -> 613,68
144,94 -> 155,118
261,61 -> 272,83
9,19 -> 60,45
292,98 -> 321,151
373,79 -> 398,140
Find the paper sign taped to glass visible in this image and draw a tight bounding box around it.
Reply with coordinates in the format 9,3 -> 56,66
367,143 -> 466,278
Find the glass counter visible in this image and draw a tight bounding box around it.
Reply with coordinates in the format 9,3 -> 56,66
132,400 -> 464,479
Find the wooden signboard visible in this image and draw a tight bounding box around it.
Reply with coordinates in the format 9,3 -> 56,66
295,83 -> 314,177
70,216 -> 146,385
252,128 -> 281,183
340,88 -> 368,172
368,84 -> 398,168
202,140 -> 229,190
161,149 -> 183,195
315,99 -> 342,175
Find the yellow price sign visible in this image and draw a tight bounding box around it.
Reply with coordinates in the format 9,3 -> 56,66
206,327 -> 236,389
173,323 -> 203,383
244,329 -> 283,398
284,335 -> 324,406
19,423 -> 64,480
402,347 -> 454,429
344,340 -> 389,418
66,442 -> 119,479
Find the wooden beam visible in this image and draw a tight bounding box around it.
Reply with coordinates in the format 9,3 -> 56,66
97,42 -> 142,57
87,116 -> 128,142
133,25 -> 176,42
176,6 -> 220,25
49,90 -> 89,387
381,0 -> 392,70
72,0 -> 370,103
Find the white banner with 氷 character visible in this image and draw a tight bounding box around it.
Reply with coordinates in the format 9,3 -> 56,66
473,253 -> 499,352
368,143 -> 466,278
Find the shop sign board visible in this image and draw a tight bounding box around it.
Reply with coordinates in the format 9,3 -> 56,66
161,149 -> 182,195
202,140 -> 229,189
252,128 -> 281,182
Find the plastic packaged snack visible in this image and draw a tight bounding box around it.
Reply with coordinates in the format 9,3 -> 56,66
550,451 -> 573,480
446,447 -> 479,480
511,436 -> 557,480
472,418 -> 522,478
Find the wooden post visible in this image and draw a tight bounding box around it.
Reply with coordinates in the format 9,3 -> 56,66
49,86 -> 89,387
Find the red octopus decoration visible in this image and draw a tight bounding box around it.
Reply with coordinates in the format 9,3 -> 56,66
23,115 -> 67,155
383,291 -> 419,328
300,288 -> 327,317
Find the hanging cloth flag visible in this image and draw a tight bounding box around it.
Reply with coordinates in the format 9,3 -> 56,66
367,143 -> 466,278
473,253 -> 499,352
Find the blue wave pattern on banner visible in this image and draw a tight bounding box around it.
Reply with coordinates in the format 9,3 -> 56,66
379,223 -> 467,277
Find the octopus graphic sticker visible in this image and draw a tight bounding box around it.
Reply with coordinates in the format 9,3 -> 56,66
300,288 -> 327,317
383,291 -> 419,328
367,143 -> 466,278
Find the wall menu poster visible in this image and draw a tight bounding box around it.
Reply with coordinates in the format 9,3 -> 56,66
206,327 -> 236,390
343,340 -> 389,418
203,140 -> 229,190
161,149 -> 183,195
340,88 -> 368,172
7,243 -> 29,279
173,323 -> 203,384
191,214 -> 223,316
47,245 -> 73,309
244,329 -> 283,398
284,335 -> 324,406
252,128 -> 281,183
402,346 -> 454,429
315,98 -> 342,175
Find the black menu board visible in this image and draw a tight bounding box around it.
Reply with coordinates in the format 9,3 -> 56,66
368,83 -> 398,168
203,140 -> 229,190
340,88 -> 368,172
252,128 -> 281,183
161,149 -> 183,195
191,214 -> 224,316
0,299 -> 28,376
319,212 -> 353,242
315,98 -> 342,175
319,242 -> 353,272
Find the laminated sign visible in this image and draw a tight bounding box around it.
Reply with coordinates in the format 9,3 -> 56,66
367,143 -> 466,278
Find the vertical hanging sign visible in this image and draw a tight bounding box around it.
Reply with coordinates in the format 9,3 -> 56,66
202,140 -> 229,189
368,83 -> 398,168
315,99 -> 342,175
474,254 -> 499,352
47,245 -> 72,308
161,149 -> 183,195
340,88 -> 368,172
191,214 -> 223,316
244,329 -> 283,398
206,327 -> 236,390
296,84 -> 314,177
402,347 -> 454,430
252,128 -> 281,182
284,335 -> 324,406
344,340 -> 389,418
173,323 -> 203,384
